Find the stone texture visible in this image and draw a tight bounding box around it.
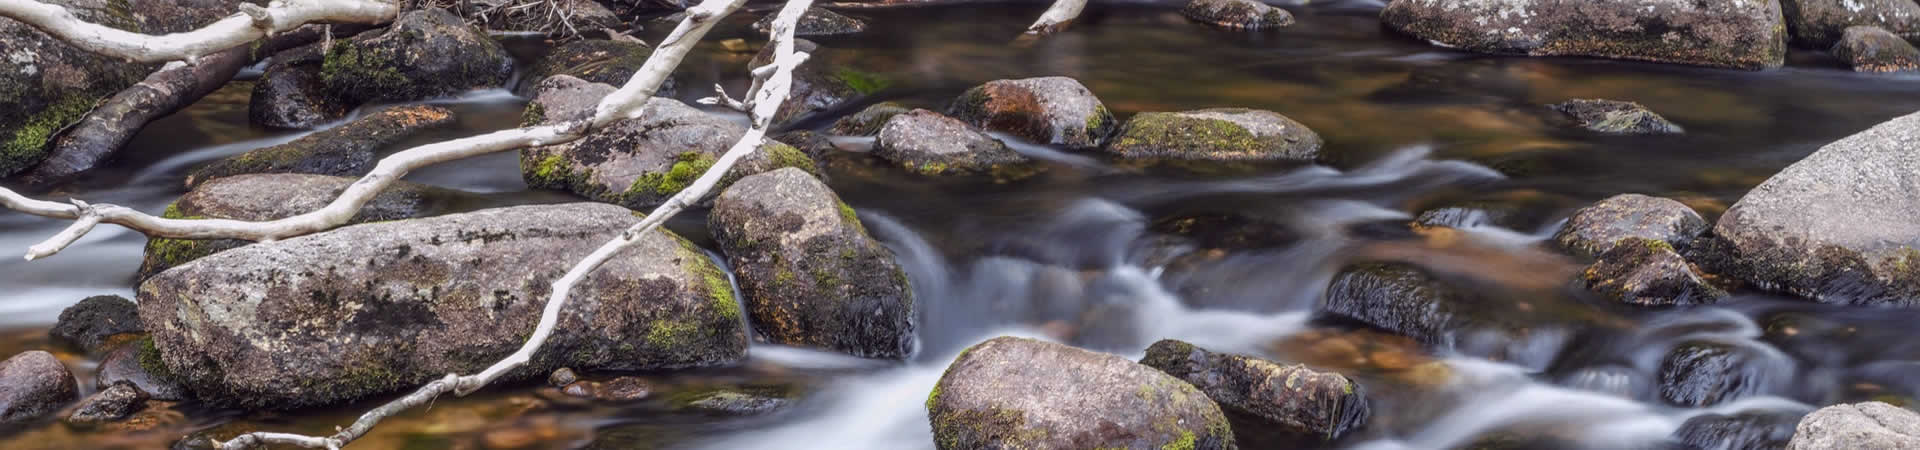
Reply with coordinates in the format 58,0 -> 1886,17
96,337 -> 189,401
751,7 -> 868,36
1182,0 -> 1295,30
1381,0 -> 1789,70
948,77 -> 1116,149
63,383 -> 149,427
830,102 -> 910,136
49,295 -> 142,355
0,351 -> 78,425
1582,237 -> 1728,306
514,39 -> 673,96
0,0 -> 167,176
1554,194 -> 1707,259
1787,402 -> 1920,449
1674,410 -> 1800,450
873,109 -> 1035,177
249,8 -> 513,129
189,104 -> 455,188
1658,341 -> 1782,407
1832,26 -> 1920,73
1782,0 -> 1920,47
1319,263 -> 1585,369
1106,108 -> 1322,162
1549,99 -> 1684,134
1140,339 -> 1368,442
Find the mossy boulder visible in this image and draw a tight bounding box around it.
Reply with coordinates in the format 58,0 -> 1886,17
1140,340 -> 1368,442
1106,108 -> 1321,162
1782,0 -> 1920,47
97,337 -> 189,401
137,203 -> 748,409
519,78 -> 819,209
947,76 -> 1116,149
1553,194 -> 1707,259
0,0 -> 156,177
752,39 -> 889,125
1548,99 -> 1683,135
514,39 -> 674,96
139,173 -> 478,280
1707,111 -> 1920,306
1787,402 -> 1920,449
873,109 -> 1036,178
709,168 -> 914,359
1657,341 -> 1784,407
928,337 -> 1236,450
751,7 -> 868,36
249,8 -> 513,129
829,102 -> 910,136
1182,0 -> 1295,30
49,295 -> 142,355
1581,237 -> 1729,306
670,385 -> 799,415
1672,410 -> 1800,450
0,351 -> 77,425
1381,0 -> 1788,70
1832,26 -> 1920,73
189,104 -> 455,188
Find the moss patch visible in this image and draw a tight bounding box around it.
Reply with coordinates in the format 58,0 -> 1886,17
1109,113 -> 1265,159
833,68 -> 891,96
320,42 -> 408,101
627,152 -> 717,199
2,96 -> 96,175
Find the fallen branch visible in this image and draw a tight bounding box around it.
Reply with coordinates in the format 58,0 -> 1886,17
211,0 -> 813,447
0,0 -> 400,64
14,47 -> 252,187
1026,0 -> 1086,34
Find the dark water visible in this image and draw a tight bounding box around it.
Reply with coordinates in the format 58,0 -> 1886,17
6,2 -> 1920,449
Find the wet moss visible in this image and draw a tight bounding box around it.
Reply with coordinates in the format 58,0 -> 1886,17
321,42 -> 408,99
627,152 -> 716,199
3,96 -> 96,175
135,336 -> 179,384
1163,430 -> 1197,450
646,320 -> 700,349
526,153 -> 576,189
765,142 -> 820,175
1086,104 -> 1111,134
1110,114 -> 1263,158
521,102 -> 547,127
833,67 -> 890,95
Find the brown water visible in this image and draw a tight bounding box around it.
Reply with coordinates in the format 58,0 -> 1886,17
6,2 -> 1920,449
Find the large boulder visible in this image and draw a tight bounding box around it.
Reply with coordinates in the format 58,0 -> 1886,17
1554,194 -> 1708,259
251,8 -> 513,129
513,39 -> 673,96
137,203 -> 748,409
1781,0 -> 1920,47
1787,402 -> 1920,449
0,351 -> 77,425
1380,0 -> 1789,70
138,174 -> 479,280
1182,0 -> 1295,30
188,104 -> 455,188
873,109 -> 1036,177
519,77 -> 819,209
0,1 -> 157,177
927,337 -> 1236,449
751,7 -> 868,36
709,168 -> 914,359
1581,237 -> 1728,306
1140,340 -> 1369,442
1105,108 -> 1321,162
1709,111 -> 1920,306
49,295 -> 142,355
947,77 -> 1117,149
1832,26 -> 1920,73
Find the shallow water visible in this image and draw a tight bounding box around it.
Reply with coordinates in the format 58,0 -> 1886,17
6,2 -> 1920,449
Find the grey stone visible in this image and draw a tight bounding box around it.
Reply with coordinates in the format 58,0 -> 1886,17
947,77 -> 1116,149
1582,237 -> 1728,306
873,109 -> 1035,177
63,383 -> 149,427
1782,0 -> 1920,47
1833,26 -> 1920,73
1787,402 -> 1920,449
1106,108 -> 1322,162
190,105 -> 456,188
1140,339 -> 1368,441
1554,194 -> 1707,259
1381,0 -> 1788,70
1182,0 -> 1295,30
49,295 -> 142,355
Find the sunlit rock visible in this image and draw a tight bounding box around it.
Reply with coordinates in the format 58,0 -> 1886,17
1787,402 -> 1920,449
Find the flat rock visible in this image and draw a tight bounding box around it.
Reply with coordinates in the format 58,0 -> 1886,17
1381,0 -> 1788,70
189,104 -> 455,188
0,351 -> 77,425
1787,402 -> 1920,449
948,77 -> 1116,149
1106,108 -> 1322,162
1554,194 -> 1707,259
1141,339 -> 1368,442
873,109 -> 1035,177
1832,26 -> 1920,73
1582,237 -> 1728,306
1549,99 -> 1683,135
1182,0 -> 1295,30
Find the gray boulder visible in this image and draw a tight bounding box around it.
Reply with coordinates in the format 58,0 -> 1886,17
1141,339 -> 1368,442
1833,26 -> 1920,73
96,337 -> 189,401
520,77 -> 819,208
63,383 -> 149,427
1709,111 -> 1920,306
139,174 -> 478,280
751,7 -> 868,36
1787,402 -> 1920,449
1582,237 -> 1728,306
1782,0 -> 1920,47
1106,108 -> 1322,162
514,39 -> 674,96
948,77 -> 1116,149
1549,99 -> 1684,135
1381,0 -> 1788,70
709,168 -> 914,359
189,104 -> 455,188
1554,194 -> 1707,259
137,203 -> 748,409
829,102 -> 910,136
0,1 -> 162,176
250,8 -> 513,128
1182,0 -> 1295,30
0,351 -> 77,425
873,109 -> 1036,177
927,337 -> 1236,450
49,295 -> 142,355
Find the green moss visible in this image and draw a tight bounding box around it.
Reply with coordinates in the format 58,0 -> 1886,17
321,42 -> 408,100
1086,104 -> 1111,133
1162,431 -> 1197,450
521,102 -> 547,127
832,67 -> 891,96
3,96 -> 97,175
1110,114 -> 1264,158
678,237 -> 740,322
1643,238 -> 1675,253
527,153 -> 575,189
925,382 -> 942,410
647,320 -> 700,348
811,267 -> 843,290
627,152 -> 717,199
135,336 -> 178,383
916,161 -> 949,176
764,142 -> 819,175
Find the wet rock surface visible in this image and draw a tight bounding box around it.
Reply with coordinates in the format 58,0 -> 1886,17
1381,0 -> 1788,70
1831,26 -> 1920,73
0,351 -> 77,425
672,386 -> 796,416
1106,108 -> 1322,162
1787,401 -> 1920,449
947,77 -> 1116,149
96,338 -> 190,402
515,39 -> 672,96
709,168 -> 914,359
188,105 -> 455,188
1657,341 -> 1782,407
873,109 -> 1035,177
249,8 -> 513,128
1707,111 -> 1920,306
1549,99 -> 1684,135
1581,237 -> 1728,306
63,383 -> 149,427
752,7 -> 868,36
137,203 -> 748,409
1554,194 -> 1707,259
1182,0 -> 1295,30
1782,0 -> 1920,47
1319,263 -> 1582,369
927,337 -> 1235,450
1674,410 -> 1800,450
49,295 -> 141,355
1140,339 -> 1368,441
829,102 -> 910,136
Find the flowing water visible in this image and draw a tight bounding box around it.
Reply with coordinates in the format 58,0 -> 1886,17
6,2 -> 1920,449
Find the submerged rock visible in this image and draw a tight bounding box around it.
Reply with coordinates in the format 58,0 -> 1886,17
709,168 -> 914,359
673,386 -> 796,416
1708,111 -> 1920,306
1582,237 -> 1728,306
514,39 -> 673,96
49,295 -> 142,355
1831,26 -> 1920,73
63,383 -> 149,427
751,7 -> 867,36
1182,0 -> 1295,30
1381,0 -> 1788,70
1554,194 -> 1708,259
1673,410 -> 1800,450
873,109 -> 1036,177
188,105 -> 455,188
520,78 -> 819,209
1786,402 -> 1920,449
561,377 -> 653,403
250,8 -> 513,128
1657,341 -> 1781,407
1549,99 -> 1683,135
829,102 -> 910,136
137,203 -> 747,409
947,77 -> 1117,149
1319,263 -> 1577,369
927,337 -> 1235,450
0,351 -> 77,425
0,0 -> 155,177
1781,0 -> 1920,48
138,174 -> 474,280
1140,340 -> 1368,442
97,337 -> 190,401
1105,108 -> 1322,162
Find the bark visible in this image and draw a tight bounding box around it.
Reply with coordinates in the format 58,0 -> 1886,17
0,0 -> 400,64
1027,0 -> 1086,34
13,47 -> 250,187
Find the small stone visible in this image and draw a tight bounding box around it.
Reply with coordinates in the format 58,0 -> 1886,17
1658,341 -> 1782,407
1553,194 -> 1707,259
872,109 -> 1035,177
0,351 -> 78,425
1581,237 -> 1729,306
64,383 -> 150,427
1182,0 -> 1294,30
595,377 -> 652,402
678,389 -> 794,416
1832,26 -> 1920,73
49,295 -> 142,355
548,368 -> 577,388
1549,99 -> 1683,135
947,77 -> 1116,149
829,102 -> 910,136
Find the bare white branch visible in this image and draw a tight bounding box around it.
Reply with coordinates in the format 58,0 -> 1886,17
1026,0 -> 1087,34
0,0 -> 401,63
